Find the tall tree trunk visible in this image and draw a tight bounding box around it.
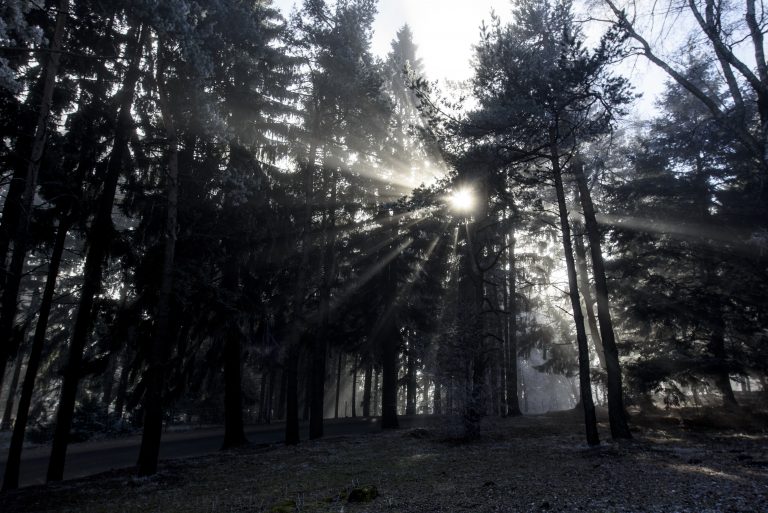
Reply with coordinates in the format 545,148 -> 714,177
288,127 -> 318,432
573,161 -> 631,439
362,359 -> 372,417
276,367 -> 287,420
488,270 -> 503,417
0,0 -> 69,397
311,163 -> 338,438
285,344 -> 300,445
302,124 -> 321,438
405,343 -> 416,415
433,381 -> 442,414
138,41 -> 183,475
0,93 -> 38,273
2,216 -> 69,490
302,360 -> 311,421
259,371 -> 268,422
351,357 -> 357,418
572,219 -> 606,370
490,356 -> 500,416
505,229 -> 522,416
101,349 -> 117,425
1,348 -> 24,430
114,347 -> 131,422
522,371 -> 529,413
380,259 -> 400,431
334,351 -> 343,419
222,313 -> 247,446
373,367 -> 380,417
709,314 -> 738,408
0,70 -> 46,281
463,174 -> 489,439
47,24 -> 146,483
309,335 -> 326,438
381,315 -> 399,429
266,367 -> 276,424
551,135 -> 599,447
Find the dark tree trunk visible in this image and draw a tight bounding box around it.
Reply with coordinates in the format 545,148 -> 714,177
1,348 -> 24,431
505,230 -> 522,416
572,219 -> 606,370
405,345 -> 416,415
381,312 -> 400,429
573,162 -> 631,439
710,315 -> 738,408
551,136 -> 599,447
490,358 -> 500,417
285,345 -> 300,445
137,41 -> 181,475
296,137 -> 315,425
463,174 -> 490,439
266,367 -> 276,424
2,216 -> 69,490
351,358 -> 357,418
373,367 -> 380,417
334,351 -> 343,419
0,139 -> 33,275
310,163 -> 338,438
522,373 -> 529,413
362,360 -> 372,417
309,336 -> 326,439
114,348 -> 131,422
500,279 -> 509,414
222,306 -> 247,448
276,367 -> 287,420
47,25 -> 146,483
101,349 -> 117,424
0,0 -> 69,396
259,371 -> 268,422
302,361 -> 311,421
433,382 -> 442,415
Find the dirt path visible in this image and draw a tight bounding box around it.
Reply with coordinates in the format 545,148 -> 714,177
0,416 -> 430,487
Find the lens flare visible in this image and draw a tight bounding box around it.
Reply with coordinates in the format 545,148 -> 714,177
450,188 -> 475,212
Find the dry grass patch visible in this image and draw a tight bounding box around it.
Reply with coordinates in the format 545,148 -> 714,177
2,411 -> 767,513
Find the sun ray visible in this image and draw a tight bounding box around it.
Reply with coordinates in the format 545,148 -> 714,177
596,213 -> 762,255
321,237 -> 416,319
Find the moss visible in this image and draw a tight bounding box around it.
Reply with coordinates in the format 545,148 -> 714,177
347,484 -> 379,503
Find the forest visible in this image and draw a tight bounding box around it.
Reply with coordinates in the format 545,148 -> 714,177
0,0 -> 766,509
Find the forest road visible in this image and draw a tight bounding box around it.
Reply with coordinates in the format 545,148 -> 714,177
0,415 -> 434,488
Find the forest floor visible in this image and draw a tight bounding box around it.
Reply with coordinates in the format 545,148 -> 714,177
1,407 -> 767,513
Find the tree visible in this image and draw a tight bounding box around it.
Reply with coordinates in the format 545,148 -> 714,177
47,16 -> 147,483
466,0 -> 633,442
0,0 -> 69,403
606,55 -> 764,409
602,0 -> 768,218
292,0 -> 390,438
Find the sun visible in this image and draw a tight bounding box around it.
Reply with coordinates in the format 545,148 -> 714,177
449,188 -> 475,213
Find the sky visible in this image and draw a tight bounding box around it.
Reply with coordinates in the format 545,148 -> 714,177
273,0 -> 510,82
272,0 -> 668,116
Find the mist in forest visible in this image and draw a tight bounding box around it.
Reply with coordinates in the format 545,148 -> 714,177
0,1 -> 766,511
